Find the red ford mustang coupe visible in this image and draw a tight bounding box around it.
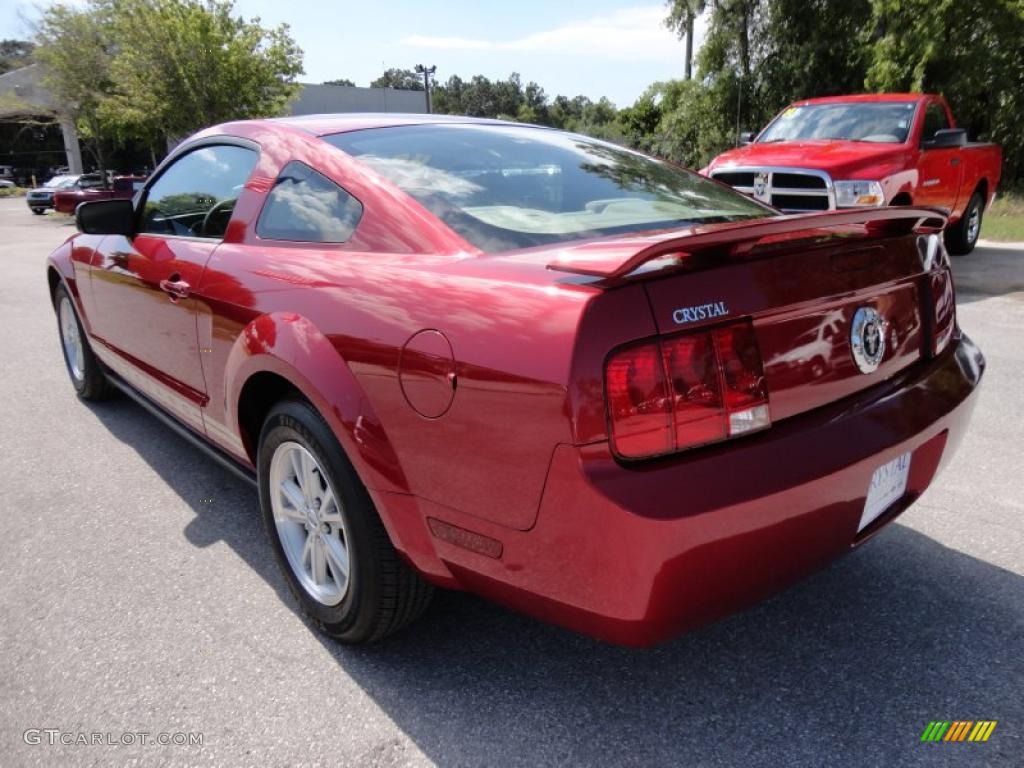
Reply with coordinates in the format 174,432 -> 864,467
47,114 -> 984,646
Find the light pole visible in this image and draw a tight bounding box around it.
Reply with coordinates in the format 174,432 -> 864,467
414,64 -> 437,113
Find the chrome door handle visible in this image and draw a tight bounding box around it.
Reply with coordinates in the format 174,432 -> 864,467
159,275 -> 190,299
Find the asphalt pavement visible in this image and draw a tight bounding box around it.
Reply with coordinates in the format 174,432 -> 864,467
0,197 -> 1021,767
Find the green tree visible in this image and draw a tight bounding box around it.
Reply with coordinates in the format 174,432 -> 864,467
866,0 -> 1024,181
0,39 -> 35,75
431,74 -> 465,113
34,4 -> 116,181
619,94 -> 662,146
658,0 -> 874,167
664,0 -> 707,79
370,68 -> 424,90
757,0 -> 871,112
103,0 -> 303,144
696,0 -> 761,80
324,77 -> 355,86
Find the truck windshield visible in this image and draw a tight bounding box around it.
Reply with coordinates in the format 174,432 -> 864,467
758,102 -> 918,144
45,176 -> 77,189
325,124 -> 772,252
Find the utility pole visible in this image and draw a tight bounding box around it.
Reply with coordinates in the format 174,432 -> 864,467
415,64 -> 437,113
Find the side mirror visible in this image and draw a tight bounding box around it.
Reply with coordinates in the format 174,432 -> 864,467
76,198 -> 135,235
738,131 -> 755,146
925,128 -> 967,149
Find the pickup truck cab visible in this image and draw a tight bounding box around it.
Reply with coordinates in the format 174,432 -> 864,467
704,94 -> 1002,254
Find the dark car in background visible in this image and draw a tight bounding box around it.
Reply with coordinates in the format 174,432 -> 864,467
26,173 -> 104,214
53,175 -> 147,214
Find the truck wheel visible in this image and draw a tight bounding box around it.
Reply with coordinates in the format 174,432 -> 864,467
945,191 -> 983,256
257,398 -> 433,643
53,284 -> 115,400
31,208 -> 45,215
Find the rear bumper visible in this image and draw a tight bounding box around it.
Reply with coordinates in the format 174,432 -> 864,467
385,334 -> 984,646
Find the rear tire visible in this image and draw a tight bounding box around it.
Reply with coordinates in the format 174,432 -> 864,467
257,398 -> 433,643
945,191 -> 983,255
53,283 -> 115,400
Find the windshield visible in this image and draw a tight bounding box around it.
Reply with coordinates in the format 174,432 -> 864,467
758,102 -> 918,144
325,124 -> 771,252
44,175 -> 77,189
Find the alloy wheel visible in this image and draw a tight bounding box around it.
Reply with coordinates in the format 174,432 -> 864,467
966,203 -> 981,245
269,441 -> 351,606
59,295 -> 84,382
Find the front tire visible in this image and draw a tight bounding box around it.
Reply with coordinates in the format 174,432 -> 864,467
945,191 -> 984,255
54,284 -> 114,400
257,399 -> 433,643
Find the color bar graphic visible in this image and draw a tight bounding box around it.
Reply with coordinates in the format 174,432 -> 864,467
921,721 -> 996,742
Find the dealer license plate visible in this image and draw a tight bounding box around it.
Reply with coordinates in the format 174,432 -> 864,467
859,452 -> 911,532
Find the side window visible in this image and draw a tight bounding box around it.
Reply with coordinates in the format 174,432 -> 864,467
140,144 -> 258,239
256,161 -> 363,243
922,104 -> 950,144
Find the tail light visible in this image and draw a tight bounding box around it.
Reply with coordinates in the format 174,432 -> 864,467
605,320 -> 770,460
918,234 -> 956,356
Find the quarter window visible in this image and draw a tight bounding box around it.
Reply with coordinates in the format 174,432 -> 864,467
257,161 -> 363,243
139,144 -> 258,239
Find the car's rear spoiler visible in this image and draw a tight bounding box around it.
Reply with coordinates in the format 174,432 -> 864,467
546,207 -> 947,280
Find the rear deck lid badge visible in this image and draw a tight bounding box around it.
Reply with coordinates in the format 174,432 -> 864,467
851,306 -> 886,373
672,301 -> 729,326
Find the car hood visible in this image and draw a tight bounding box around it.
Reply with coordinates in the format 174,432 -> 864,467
708,140 -> 911,179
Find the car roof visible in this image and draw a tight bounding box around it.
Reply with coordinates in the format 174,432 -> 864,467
791,93 -> 931,107
268,112 -> 535,137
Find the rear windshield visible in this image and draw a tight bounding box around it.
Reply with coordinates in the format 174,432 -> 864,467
758,102 -> 918,144
324,124 -> 771,252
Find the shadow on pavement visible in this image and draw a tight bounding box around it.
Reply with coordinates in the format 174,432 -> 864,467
86,394 -> 1022,767
953,242 -> 1024,304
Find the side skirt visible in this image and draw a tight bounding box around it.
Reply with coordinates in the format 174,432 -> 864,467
105,370 -> 257,488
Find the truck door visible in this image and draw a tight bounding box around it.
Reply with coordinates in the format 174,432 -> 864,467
915,101 -> 963,212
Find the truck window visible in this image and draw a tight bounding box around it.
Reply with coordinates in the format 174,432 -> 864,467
921,104 -> 950,144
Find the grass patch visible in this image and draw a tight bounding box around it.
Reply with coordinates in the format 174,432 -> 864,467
0,186 -> 27,198
982,191 -> 1024,242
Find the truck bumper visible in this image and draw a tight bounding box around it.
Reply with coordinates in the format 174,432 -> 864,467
382,334 -> 985,646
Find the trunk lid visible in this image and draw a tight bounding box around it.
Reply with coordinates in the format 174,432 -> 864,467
550,208 -> 952,427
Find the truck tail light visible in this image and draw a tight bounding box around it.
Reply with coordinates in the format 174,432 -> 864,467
605,320 -> 770,460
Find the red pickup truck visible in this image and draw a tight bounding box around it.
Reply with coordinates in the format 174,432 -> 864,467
703,93 -> 1002,254
53,175 -> 146,215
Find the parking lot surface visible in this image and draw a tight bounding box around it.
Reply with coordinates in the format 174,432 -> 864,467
0,197 -> 1021,766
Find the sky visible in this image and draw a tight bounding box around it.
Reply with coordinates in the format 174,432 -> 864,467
0,0 -> 706,106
